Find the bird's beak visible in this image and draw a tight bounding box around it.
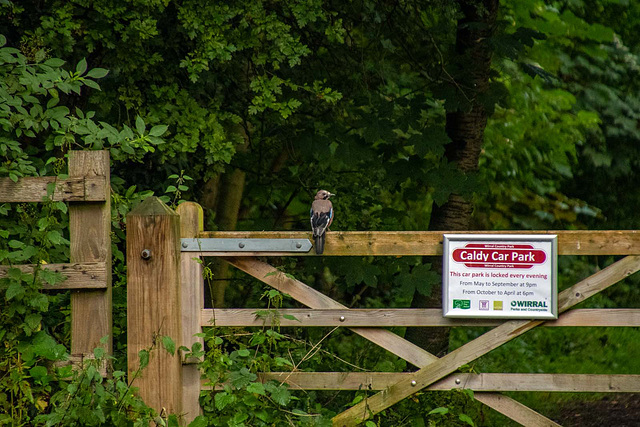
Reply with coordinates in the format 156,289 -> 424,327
329,192 -> 336,197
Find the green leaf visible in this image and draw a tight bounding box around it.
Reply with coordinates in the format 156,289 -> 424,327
167,414 -> 180,427
274,357 -> 293,367
246,382 -> 266,395
135,116 -> 145,135
187,416 -> 208,427
214,391 -> 234,410
76,58 -> 88,75
269,384 -> 291,406
86,68 -> 109,79
429,407 -> 449,415
46,230 -> 65,245
44,58 -> 64,67
230,367 -> 257,389
83,79 -> 101,91
30,294 -> 49,311
162,335 -> 176,355
138,349 -> 150,369
7,267 -> 22,281
94,346 -> 105,359
459,414 -> 475,426
236,348 -> 251,357
149,125 -> 168,137
29,366 -> 48,381
25,313 -> 42,330
6,282 -> 24,300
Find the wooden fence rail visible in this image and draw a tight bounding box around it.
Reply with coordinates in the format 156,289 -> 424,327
125,199 -> 640,426
201,308 -> 640,327
0,151 -> 112,361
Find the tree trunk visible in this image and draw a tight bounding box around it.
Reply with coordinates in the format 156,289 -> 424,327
200,123 -> 250,308
208,168 -> 246,308
405,0 -> 499,355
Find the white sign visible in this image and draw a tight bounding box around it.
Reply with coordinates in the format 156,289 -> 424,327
443,234 -> 557,319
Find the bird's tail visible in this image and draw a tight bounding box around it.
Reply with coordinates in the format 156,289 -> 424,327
314,234 -> 325,255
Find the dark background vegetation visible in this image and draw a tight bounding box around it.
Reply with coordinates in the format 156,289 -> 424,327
2,0 -> 640,425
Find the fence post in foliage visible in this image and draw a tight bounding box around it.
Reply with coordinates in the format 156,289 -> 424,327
69,150 -> 112,360
176,202 -> 204,423
127,197 -> 183,417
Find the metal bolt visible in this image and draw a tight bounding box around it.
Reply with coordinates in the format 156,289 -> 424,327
182,242 -> 188,248
455,378 -> 461,385
239,242 -> 245,249
339,316 -> 345,322
410,380 -> 417,387
296,242 -> 302,249
140,249 -> 152,260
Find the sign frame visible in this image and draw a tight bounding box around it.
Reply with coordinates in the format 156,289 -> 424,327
442,234 -> 558,319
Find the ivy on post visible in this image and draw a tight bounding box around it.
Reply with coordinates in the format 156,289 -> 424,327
126,196 -> 183,417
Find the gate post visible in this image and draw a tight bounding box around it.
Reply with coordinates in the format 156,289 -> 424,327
126,197 -> 182,417
69,150 -> 112,359
176,202 -> 204,423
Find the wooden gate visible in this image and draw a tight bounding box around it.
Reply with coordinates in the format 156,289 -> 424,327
126,199 -> 640,426
0,150 -> 112,367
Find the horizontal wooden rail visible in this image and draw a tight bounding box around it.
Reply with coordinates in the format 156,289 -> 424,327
196,230 -> 640,256
202,372 -> 640,393
201,308 -> 640,328
53,353 -> 108,377
0,176 -> 107,202
0,262 -> 108,289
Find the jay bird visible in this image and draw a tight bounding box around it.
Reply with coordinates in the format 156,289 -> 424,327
310,190 -> 334,254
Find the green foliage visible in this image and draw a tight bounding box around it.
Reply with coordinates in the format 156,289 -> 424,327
2,0 -> 640,424
196,290 -> 334,426
0,34 -> 174,425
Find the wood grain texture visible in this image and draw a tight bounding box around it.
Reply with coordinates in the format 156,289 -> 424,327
0,262 -> 107,289
196,230 -> 640,256
222,257 -> 438,367
69,151 -> 112,357
333,255 -> 640,426
202,372 -> 640,392
127,196 -> 183,416
176,202 -> 204,424
201,308 -> 640,328
0,176 -> 107,202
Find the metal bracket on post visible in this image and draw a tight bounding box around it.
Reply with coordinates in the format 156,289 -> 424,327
180,238 -> 313,253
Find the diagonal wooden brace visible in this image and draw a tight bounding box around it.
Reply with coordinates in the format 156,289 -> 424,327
222,257 -> 561,426
332,255 -> 640,426
223,256 -> 438,367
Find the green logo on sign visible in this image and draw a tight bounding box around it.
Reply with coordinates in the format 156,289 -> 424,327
453,299 -> 471,309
